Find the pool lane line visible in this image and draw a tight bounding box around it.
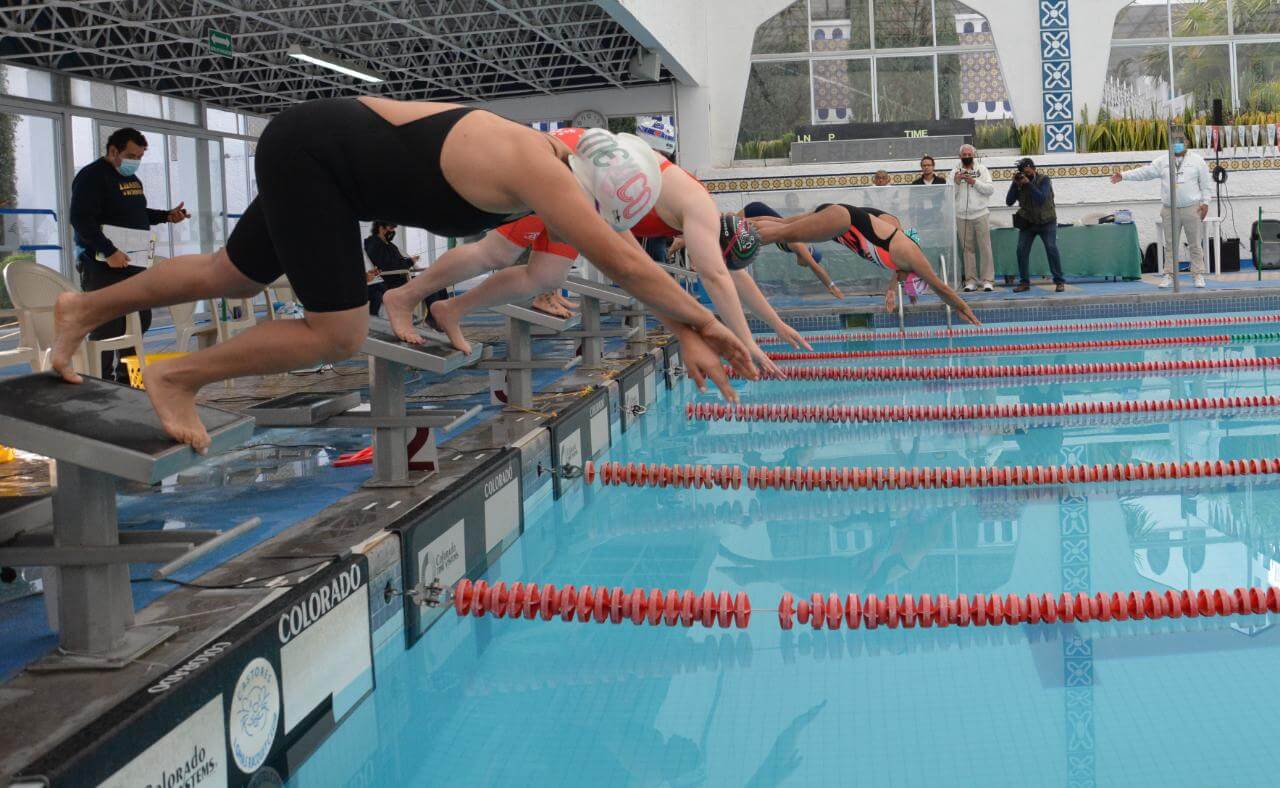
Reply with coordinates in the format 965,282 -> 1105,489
766,333 -> 1240,361
778,586 -> 1280,630
687,394 -> 1280,425
727,355 -> 1280,382
755,313 -> 1280,345
445,579 -> 1280,633
583,457 -> 1280,491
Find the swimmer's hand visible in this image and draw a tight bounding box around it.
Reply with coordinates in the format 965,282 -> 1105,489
775,323 -> 812,352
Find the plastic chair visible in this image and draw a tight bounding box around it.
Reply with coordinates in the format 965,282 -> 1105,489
265,277 -> 299,319
212,296 -> 257,341
167,300 -> 217,351
3,260 -> 144,377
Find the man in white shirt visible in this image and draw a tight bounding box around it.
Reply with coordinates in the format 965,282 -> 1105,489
951,144 -> 996,291
1110,128 -> 1213,288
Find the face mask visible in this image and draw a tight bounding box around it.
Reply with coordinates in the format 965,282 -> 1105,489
386,231 -> 396,241
1173,142 -> 1186,155
116,158 -> 140,177
960,156 -> 974,167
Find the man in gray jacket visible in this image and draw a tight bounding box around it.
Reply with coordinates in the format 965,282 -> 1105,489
951,143 -> 995,291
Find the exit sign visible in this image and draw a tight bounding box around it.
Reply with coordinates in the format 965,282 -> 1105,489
209,29 -> 232,57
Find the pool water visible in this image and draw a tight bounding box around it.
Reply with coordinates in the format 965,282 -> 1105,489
288,315 -> 1280,787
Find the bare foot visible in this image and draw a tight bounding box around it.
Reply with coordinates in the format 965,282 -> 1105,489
531,293 -> 570,319
50,292 -> 94,383
428,299 -> 472,355
142,361 -> 211,453
382,286 -> 425,345
550,293 -> 577,312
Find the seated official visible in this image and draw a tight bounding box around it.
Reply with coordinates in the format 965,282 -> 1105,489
363,221 -> 446,318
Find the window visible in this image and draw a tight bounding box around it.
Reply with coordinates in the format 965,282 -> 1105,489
811,0 -> 870,50
0,66 -> 55,101
205,107 -> 239,134
1105,44 -> 1171,115
812,59 -> 873,123
163,97 -> 198,124
876,56 -> 935,122
1170,0 -> 1226,37
122,89 -> 163,120
1237,42 -> 1280,112
1235,0 -> 1280,34
1114,1 -> 1169,38
738,62 -> 810,146
935,0 -> 989,46
752,1 -> 808,55
873,0 -> 934,48
1172,43 -> 1230,114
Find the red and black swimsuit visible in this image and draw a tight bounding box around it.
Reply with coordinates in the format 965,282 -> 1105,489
815,203 -> 900,270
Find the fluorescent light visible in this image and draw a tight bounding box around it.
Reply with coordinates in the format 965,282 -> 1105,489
287,45 -> 384,83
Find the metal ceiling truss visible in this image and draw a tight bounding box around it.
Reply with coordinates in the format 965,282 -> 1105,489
0,0 -> 669,114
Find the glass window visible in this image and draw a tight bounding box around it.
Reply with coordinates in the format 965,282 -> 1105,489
1172,43 -> 1230,114
71,116 -> 97,173
163,97 -> 198,125
242,114 -> 269,138
1234,0 -> 1280,34
752,1 -> 809,55
122,89 -> 163,120
70,78 -> 120,112
939,45 -> 1011,121
1236,42 -> 1280,113
873,0 -> 934,49
737,62 -> 810,147
1112,1 -> 1169,39
1104,44 -> 1171,115
810,0 -> 870,50
876,56 -> 936,121
935,1 -> 991,46
0,66 -> 55,101
0,112 -> 62,273
1170,0 -> 1226,37
223,137 -> 252,216
812,59 -> 874,123
206,107 -> 239,134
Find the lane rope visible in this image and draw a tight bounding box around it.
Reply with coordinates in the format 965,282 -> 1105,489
728,355 -> 1280,382
452,579 -> 751,629
766,333 -> 1245,361
686,394 -> 1280,425
756,314 -> 1280,345
583,457 -> 1280,491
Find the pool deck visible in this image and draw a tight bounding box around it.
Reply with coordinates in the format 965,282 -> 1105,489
3,272 -> 1280,780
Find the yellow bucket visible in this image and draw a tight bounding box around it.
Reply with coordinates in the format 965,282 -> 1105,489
121,352 -> 189,390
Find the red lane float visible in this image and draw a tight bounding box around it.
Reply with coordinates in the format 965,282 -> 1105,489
686,394 -> 1280,425
777,586 -> 1280,630
729,355 -> 1280,383
452,579 -> 751,629
767,333 -> 1231,361
755,313 -> 1280,345
583,457 -> 1280,492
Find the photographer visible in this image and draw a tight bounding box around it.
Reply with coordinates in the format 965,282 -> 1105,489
951,144 -> 995,291
1005,157 -> 1065,293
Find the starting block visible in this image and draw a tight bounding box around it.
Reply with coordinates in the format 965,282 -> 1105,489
0,374 -> 253,670
247,318 -> 482,488
560,276 -> 640,368
479,304 -> 581,409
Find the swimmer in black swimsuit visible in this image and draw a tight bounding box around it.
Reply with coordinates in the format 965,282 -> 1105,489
750,203 -> 980,326
49,97 -> 756,451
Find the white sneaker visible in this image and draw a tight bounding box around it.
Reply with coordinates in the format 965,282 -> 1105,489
1194,275 -> 1206,288
982,282 -> 994,292
963,282 -> 976,292
1158,274 -> 1172,288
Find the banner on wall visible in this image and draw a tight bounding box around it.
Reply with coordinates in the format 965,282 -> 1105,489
20,556 -> 375,788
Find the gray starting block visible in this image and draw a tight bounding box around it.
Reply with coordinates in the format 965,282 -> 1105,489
479,304 -> 582,409
0,495 -> 51,544
249,319 -> 483,488
561,276 -> 641,369
0,374 -> 254,670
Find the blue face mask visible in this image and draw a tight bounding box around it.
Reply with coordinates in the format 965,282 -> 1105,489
1172,142 -> 1186,155
116,158 -> 141,177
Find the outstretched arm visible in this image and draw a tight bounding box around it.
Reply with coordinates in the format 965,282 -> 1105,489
730,269 -> 812,352
890,236 -> 980,326
791,243 -> 842,297
752,205 -> 849,245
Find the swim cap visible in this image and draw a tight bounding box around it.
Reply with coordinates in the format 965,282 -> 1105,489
719,214 -> 761,270
637,117 -> 677,154
568,129 -> 662,232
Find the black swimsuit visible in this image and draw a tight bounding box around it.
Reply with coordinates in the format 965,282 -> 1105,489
227,98 -> 519,312
814,203 -> 900,269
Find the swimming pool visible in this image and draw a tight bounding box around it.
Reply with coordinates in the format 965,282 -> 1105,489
287,313 -> 1280,787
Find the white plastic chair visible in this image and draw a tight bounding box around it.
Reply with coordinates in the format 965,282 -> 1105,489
265,277 -> 299,319
167,300 -> 217,351
212,296 -> 257,341
3,260 -> 144,377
